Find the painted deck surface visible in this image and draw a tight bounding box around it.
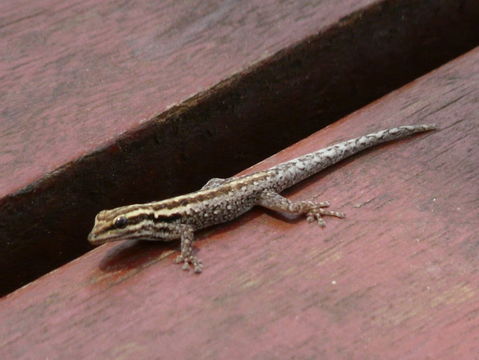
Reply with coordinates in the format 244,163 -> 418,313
1,48 -> 478,359
2,0 -> 479,295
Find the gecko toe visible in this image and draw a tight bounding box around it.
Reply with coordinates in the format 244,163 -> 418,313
319,209 -> 346,218
176,254 -> 202,273
193,263 -> 203,273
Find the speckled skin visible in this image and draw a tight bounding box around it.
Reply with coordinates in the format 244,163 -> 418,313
88,124 -> 436,272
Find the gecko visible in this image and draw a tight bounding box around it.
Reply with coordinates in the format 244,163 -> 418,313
88,124 -> 436,272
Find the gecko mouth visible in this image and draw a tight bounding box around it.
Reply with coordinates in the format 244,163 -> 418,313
88,231 -> 133,245
88,231 -> 106,246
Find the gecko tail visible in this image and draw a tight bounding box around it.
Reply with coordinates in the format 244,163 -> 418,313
270,124 -> 437,190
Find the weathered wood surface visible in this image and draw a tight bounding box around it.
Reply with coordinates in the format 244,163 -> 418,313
1,0 -> 479,295
1,47 -> 478,359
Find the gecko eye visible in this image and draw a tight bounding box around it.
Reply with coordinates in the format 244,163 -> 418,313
113,216 -> 128,229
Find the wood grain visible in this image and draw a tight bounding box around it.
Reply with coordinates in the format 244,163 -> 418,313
1,46 -> 478,359
1,0 -> 479,295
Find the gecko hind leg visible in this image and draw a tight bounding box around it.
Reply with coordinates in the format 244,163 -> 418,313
258,190 -> 345,227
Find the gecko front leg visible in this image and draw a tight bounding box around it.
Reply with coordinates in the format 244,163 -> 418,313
175,225 -> 203,273
201,177 -> 227,190
258,190 -> 345,227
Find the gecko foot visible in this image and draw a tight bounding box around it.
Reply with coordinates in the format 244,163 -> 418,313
303,201 -> 345,227
175,254 -> 203,273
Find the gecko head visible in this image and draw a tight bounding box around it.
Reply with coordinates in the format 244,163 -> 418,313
88,206 -> 183,245
88,208 -> 135,246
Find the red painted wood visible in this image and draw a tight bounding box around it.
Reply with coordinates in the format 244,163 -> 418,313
1,47 -> 478,359
2,0 -> 479,295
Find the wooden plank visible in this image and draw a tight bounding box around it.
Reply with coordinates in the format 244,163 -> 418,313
1,0 -> 479,296
1,47 -> 478,359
